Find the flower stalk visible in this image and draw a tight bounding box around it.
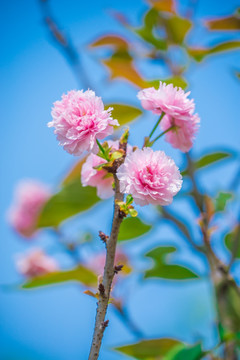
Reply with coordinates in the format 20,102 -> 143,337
148,125 -> 177,147
148,111 -> 165,139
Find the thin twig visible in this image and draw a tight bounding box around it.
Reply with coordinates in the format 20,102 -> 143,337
38,0 -> 92,89
113,304 -> 144,339
160,207 -> 205,253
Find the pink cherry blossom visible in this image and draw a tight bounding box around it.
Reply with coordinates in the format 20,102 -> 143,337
117,147 -> 182,206
8,180 -> 50,238
137,82 -> 195,118
16,249 -> 59,278
81,140 -> 132,199
161,113 -> 200,152
48,90 -> 119,156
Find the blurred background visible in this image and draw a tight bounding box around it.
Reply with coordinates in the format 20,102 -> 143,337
1,0 -> 240,359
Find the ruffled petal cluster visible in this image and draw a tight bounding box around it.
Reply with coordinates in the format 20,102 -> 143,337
161,113 -> 200,152
8,180 -> 50,238
138,82 -> 200,152
81,140 -> 132,199
16,249 -> 59,278
117,147 -> 182,206
48,90 -> 119,156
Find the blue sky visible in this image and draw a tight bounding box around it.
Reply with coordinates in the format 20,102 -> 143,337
0,0 -> 240,359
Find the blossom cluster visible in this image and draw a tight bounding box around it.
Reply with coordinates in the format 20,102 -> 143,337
8,84 -> 200,276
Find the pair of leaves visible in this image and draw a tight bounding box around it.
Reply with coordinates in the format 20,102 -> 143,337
21,265 -> 98,290
114,338 -> 203,360
90,34 -> 187,89
144,246 -> 199,280
181,151 -> 233,176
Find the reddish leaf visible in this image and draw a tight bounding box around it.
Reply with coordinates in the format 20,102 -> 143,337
205,16 -> 240,31
188,41 -> 240,61
149,0 -> 176,13
102,55 -> 147,88
90,35 -> 129,50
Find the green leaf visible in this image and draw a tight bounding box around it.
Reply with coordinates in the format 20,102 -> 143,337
188,40 -> 240,62
148,76 -> 188,90
106,103 -> 142,126
196,152 -> 232,169
181,151 -> 233,176
166,343 -> 204,360
62,156 -> 87,185
224,225 -> 240,259
37,180 -> 101,228
164,15 -> 192,44
215,192 -> 233,212
144,246 -> 199,280
118,217 -> 152,242
114,338 -> 182,359
135,8 -> 167,50
21,266 -> 98,289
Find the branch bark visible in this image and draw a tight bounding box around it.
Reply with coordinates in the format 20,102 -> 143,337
88,173 -> 124,360
186,153 -> 240,359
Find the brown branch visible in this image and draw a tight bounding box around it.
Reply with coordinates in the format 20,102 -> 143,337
186,153 -> 240,359
88,173 -> 124,360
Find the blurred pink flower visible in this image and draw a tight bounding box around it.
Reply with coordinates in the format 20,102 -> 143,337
161,113 -> 200,152
8,180 -> 50,238
87,250 -> 128,278
117,147 -> 182,206
137,82 -> 195,118
48,90 -> 119,156
16,249 -> 58,278
81,141 -> 132,199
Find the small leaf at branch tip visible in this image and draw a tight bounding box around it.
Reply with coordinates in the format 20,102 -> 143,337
84,290 -> 99,299
129,208 -> 138,217
120,127 -> 130,144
